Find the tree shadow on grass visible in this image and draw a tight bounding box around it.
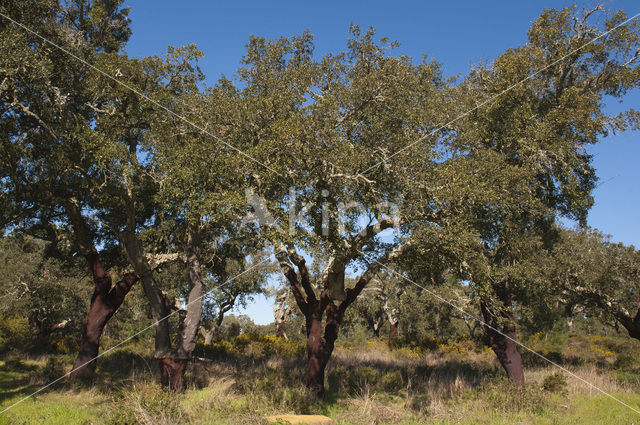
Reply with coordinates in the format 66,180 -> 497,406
0,359 -> 43,405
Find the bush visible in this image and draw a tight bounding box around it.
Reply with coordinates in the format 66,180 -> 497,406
542,372 -> 568,393
381,370 -> 404,392
198,333 -> 305,362
0,315 -> 31,352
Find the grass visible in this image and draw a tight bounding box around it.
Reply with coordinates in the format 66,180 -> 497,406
1,334 -> 640,424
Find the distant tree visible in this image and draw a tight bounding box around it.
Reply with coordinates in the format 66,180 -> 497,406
0,234 -> 88,351
199,250 -> 273,346
544,228 -> 640,343
347,271 -> 403,340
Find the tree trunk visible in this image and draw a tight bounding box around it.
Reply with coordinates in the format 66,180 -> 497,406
120,229 -> 173,359
480,281 -> 524,386
151,225 -> 205,392
71,253 -> 138,380
371,319 -> 381,338
305,314 -> 333,397
276,243 -> 407,398
157,357 -> 188,393
65,199 -> 137,381
274,294 -> 290,340
71,293 -> 110,380
389,321 -> 398,340
200,326 -> 215,345
276,322 -> 288,339
179,225 -> 205,357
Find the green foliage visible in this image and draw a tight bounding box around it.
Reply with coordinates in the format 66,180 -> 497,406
200,333 -> 305,362
0,316 -> 30,352
0,236 -> 89,353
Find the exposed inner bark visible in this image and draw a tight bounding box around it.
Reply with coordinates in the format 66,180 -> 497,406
70,252 -> 138,380
384,299 -> 400,341
388,321 -> 398,340
157,357 -> 188,393
65,199 -> 137,381
480,280 -> 525,386
277,242 -> 406,397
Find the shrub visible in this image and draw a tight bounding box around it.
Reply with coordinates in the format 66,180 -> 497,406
198,333 -> 305,362
542,372 -> 568,393
0,316 -> 31,352
381,370 -> 404,392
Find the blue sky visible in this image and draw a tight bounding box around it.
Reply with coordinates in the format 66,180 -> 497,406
124,0 -> 640,324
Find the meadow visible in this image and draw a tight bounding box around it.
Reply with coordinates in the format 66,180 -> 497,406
2,331 -> 640,425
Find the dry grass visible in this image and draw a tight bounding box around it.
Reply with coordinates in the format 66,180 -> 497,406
3,335 -> 640,424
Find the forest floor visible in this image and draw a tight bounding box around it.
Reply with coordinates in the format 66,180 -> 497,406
1,333 -> 640,424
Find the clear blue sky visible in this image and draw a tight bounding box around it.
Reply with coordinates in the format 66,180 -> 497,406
123,0 -> 640,324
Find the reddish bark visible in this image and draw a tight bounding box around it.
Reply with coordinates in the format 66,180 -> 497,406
275,322 -> 287,339
305,304 -> 342,397
278,250 -> 377,397
70,252 -> 138,380
35,320 -> 67,338
388,321 -> 398,340
480,280 -> 525,386
277,242 -> 406,397
157,357 -> 188,393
